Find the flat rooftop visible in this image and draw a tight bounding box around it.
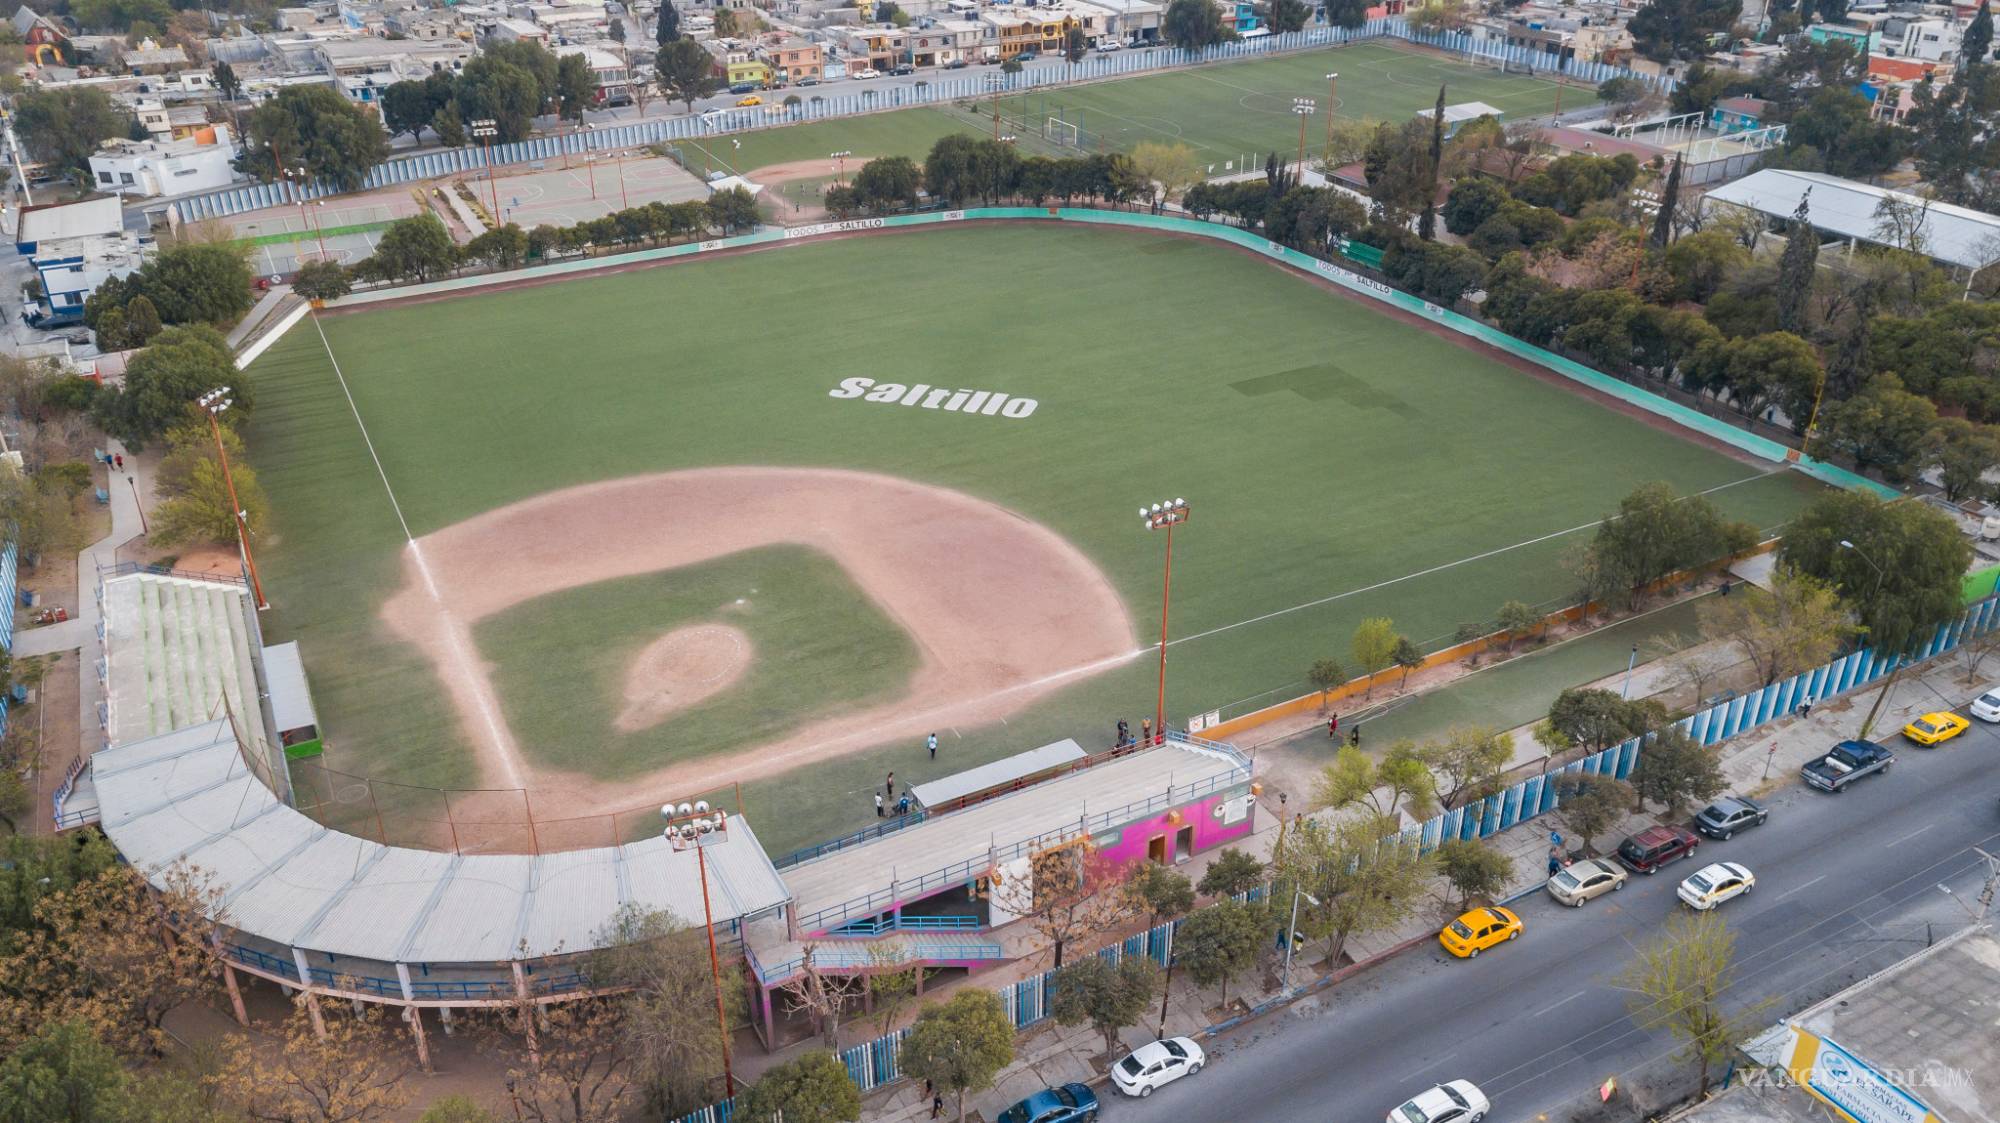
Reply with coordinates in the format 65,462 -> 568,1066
778,738 -> 1249,934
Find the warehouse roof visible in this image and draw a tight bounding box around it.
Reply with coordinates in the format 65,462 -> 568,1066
1704,168 -> 2000,272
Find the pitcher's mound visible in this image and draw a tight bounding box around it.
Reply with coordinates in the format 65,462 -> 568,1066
616,623 -> 752,732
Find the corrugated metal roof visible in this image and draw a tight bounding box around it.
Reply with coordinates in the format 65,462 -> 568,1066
1703,169 -> 2000,271
93,719 -> 791,966
908,738 -> 1087,808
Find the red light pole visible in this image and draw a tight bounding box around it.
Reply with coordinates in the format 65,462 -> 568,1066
1141,499 -> 1188,745
1291,98 -> 1315,179
615,148 -> 629,211
471,118 -> 501,222
199,389 -> 268,610
665,800 -> 735,1099
1324,72 -> 1339,156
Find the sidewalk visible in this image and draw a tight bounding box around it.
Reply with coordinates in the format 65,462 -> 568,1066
858,646 -> 1974,1121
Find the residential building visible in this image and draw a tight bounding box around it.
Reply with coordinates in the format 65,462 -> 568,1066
118,40 -> 190,74
89,125 -> 241,198
835,26 -> 904,68
485,16 -> 552,43
765,37 -> 824,82
136,101 -> 215,142
702,38 -> 774,84
1882,15 -> 1968,61
1709,94 -> 1769,133
1806,21 -> 1877,54
1215,0 -> 1259,35
979,10 -> 1048,57
1069,0 -> 1162,44
557,45 -> 633,100
13,5 -> 71,65
14,195 -> 147,327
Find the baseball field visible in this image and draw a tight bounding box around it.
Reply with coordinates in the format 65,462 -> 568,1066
242,222 -> 1823,853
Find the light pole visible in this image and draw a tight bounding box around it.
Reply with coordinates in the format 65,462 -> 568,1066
583,154 -> 598,200
1621,643 -> 1639,699
471,119 -> 501,222
1141,499 -> 1189,745
198,389 -> 268,610
664,800 -> 736,1099
984,75 -> 1003,139
1282,886 -> 1319,994
1291,98 -> 1315,179
614,147 -> 629,211
831,149 -> 852,185
1324,72 -> 1338,155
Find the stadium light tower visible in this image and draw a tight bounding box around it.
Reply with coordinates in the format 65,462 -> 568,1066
470,118 -> 501,222
198,389 -> 268,610
1291,98 -> 1316,179
831,149 -> 853,185
664,800 -> 736,1098
1324,73 -> 1339,155
1140,499 -> 1189,746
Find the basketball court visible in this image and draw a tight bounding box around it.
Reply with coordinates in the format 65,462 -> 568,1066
464,150 -> 713,231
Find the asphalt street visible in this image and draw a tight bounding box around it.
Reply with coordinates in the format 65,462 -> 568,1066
1110,700 -> 2000,1123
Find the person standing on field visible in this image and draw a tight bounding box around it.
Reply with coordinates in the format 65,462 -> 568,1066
875,793 -> 884,818
927,732 -> 938,759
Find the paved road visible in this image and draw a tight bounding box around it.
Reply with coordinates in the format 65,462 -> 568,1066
1112,707 -> 2000,1123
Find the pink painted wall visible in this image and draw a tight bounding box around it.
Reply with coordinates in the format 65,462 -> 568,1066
1095,787 -> 1255,867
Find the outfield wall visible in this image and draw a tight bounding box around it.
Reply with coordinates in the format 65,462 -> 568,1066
172,21 -> 1670,223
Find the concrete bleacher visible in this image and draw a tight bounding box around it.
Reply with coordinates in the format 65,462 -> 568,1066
101,572 -> 263,749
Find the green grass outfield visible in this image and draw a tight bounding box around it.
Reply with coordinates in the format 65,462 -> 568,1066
685,40 -> 1571,178
242,223 -> 1820,852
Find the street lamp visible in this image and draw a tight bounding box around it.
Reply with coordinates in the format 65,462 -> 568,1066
1140,499 -> 1189,746
470,118 -> 502,222
198,389 -> 267,610
1839,539 -> 1885,601
1324,72 -> 1338,155
1291,98 -> 1315,178
1282,885 -> 1320,994
664,800 -> 736,1099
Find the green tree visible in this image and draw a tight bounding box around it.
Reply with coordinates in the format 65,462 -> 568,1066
1775,194 -> 1818,333
1442,178 -> 1509,237
1363,118 -> 1436,222
290,260 -> 352,301
898,990 -> 1014,1123
464,223 -> 530,269
1778,488 -> 1971,659
1350,616 -> 1397,697
1650,154 -> 1683,248
1263,0 -> 1312,33
1391,636 -> 1424,689
591,905 -> 745,1117
656,38 -> 720,110
119,244 -> 253,328
381,79 -> 441,142
556,51 -> 599,122
1163,0 -> 1236,49
852,155 -> 922,211
1416,724 -> 1512,809
736,1051 -> 860,1123
1553,774 -> 1634,856
1418,85 -> 1445,242
10,88 -> 127,183
1618,912 -> 1767,1094
415,1097 -> 496,1123
1049,953 -> 1158,1054
122,295 -> 162,347
1548,687 -> 1664,751
1275,815 -> 1432,964
455,55 -> 544,142
91,325 -> 241,448
94,307 -> 128,353
1312,743 -> 1437,822
1197,847 -> 1265,900
364,215 -> 459,284
212,60 -> 243,101
0,1020 -> 133,1123
1171,897 -> 1264,1002
1629,0 -> 1742,61
149,422 -> 270,548
1933,418 -> 2000,502
1064,25 -> 1088,65
1129,140 -> 1204,207
705,186 -> 760,234
238,85 -> 389,192
1591,481 -> 1757,604
657,0 -> 680,43
1629,726 -> 1725,815
1663,229 -> 1749,302
1696,567 -> 1852,687
1814,374 -> 1940,484
1434,839 -> 1513,910
1495,599 -> 1538,652
1324,0 -> 1371,28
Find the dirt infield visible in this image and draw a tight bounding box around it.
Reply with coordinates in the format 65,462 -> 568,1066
380,466 -> 1138,818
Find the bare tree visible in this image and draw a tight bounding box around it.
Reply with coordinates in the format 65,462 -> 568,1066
491,997 -> 638,1123
590,904 -> 743,1117
984,838 -> 1135,969
781,944 -> 871,1048
216,999 -> 413,1123
1871,190 -> 1934,256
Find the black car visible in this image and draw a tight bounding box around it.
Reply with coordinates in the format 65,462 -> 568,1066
1693,795 -> 1768,840
890,64 -> 914,75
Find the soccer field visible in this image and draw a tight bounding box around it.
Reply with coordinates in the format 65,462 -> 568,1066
242,223 -> 1819,852
682,40 -> 1571,178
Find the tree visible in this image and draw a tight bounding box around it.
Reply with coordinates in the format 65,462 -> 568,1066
1391,636 -> 1424,689
1629,0 -> 1742,62
1442,178 -> 1509,237
1531,718 -> 1574,775
91,325 -> 240,449
1618,912 -> 1767,1094
1274,815 -> 1433,965
1324,0 -> 1371,29
465,223 -> 530,269
10,88 -> 127,183
555,52 -> 598,123
706,187 -> 760,234
381,80 -> 439,143
0,1020 -> 133,1123
1434,839 -> 1512,910
1779,489 -> 1971,662
737,1051 -> 860,1123
1312,743 -> 1437,822
1163,0 -> 1235,50
1416,724 -> 1513,809
291,260 -> 352,302
1263,0 -> 1311,30
1664,229 -> 1748,302
213,60 -> 244,102
1129,141 -> 1203,207
1171,898 -> 1265,1003
1697,568 -> 1852,687
1548,687 -> 1663,751
1050,953 -> 1158,1054
780,945 -> 869,1048
150,422 -> 270,548
1934,418 -> 2000,502
1350,616 -> 1398,698
1363,118 -> 1437,222
1197,847 -> 1266,900
898,990 -> 1014,1123
1419,85 -> 1446,242
590,905 -> 743,1117
90,243 -> 254,330
1814,374 -> 1940,484
124,295 -> 162,346
655,39 -> 720,111
1495,599 -> 1539,652
987,839 -> 1132,968
365,215 -> 459,284
215,1000 -> 411,1123
1553,774 -> 1634,855
1629,726 -> 1725,815
1590,482 -> 1757,605
852,155 -> 922,211
1775,193 -> 1819,334
239,85 -> 389,192
657,0 -> 680,44
456,55 -> 544,143
1650,155 -> 1683,249
1064,26 -> 1088,65
1001,57 -> 1023,76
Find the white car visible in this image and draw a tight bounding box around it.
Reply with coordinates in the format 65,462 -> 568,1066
1389,1080 -> 1489,1123
1971,686 -> 2000,722
853,67 -> 881,79
1111,1037 -> 1203,1097
1678,861 -> 1755,911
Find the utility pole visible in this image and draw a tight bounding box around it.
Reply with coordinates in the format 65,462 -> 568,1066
199,389 -> 268,610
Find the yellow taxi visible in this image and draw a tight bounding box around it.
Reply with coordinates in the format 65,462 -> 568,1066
1438,906 -> 1522,959
1902,711 -> 1969,746
736,94 -> 763,106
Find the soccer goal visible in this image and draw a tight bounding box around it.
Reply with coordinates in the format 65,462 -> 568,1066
1044,115 -> 1082,148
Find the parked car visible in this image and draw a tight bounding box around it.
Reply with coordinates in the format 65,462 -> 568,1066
799,77 -> 821,85
1693,795 -> 1768,840
997,1083 -> 1098,1123
1677,861 -> 1755,910
1546,857 -> 1627,907
1615,825 -> 1699,875
1802,739 -> 1894,793
854,67 -> 881,79
1017,50 -> 1039,60
1389,1080 -> 1490,1123
890,63 -> 915,75
1111,1037 -> 1204,1097
1438,906 -> 1521,959
735,94 -> 763,106
727,82 -> 757,94
945,58 -> 970,68
1971,686 -> 2000,722
1097,40 -> 1123,50
1902,711 -> 1969,746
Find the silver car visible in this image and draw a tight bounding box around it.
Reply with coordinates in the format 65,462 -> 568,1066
1545,858 -> 1627,907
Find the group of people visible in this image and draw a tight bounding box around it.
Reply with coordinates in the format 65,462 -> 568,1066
875,769 -> 914,818
1113,718 -> 1157,747
1327,713 -> 1361,748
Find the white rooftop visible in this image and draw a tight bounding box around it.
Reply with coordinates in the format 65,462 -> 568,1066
1703,168 -> 2000,272
262,640 -> 317,734
908,738 -> 1086,809
102,573 -> 263,748
15,195 -> 122,247
1417,100 -> 1506,124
